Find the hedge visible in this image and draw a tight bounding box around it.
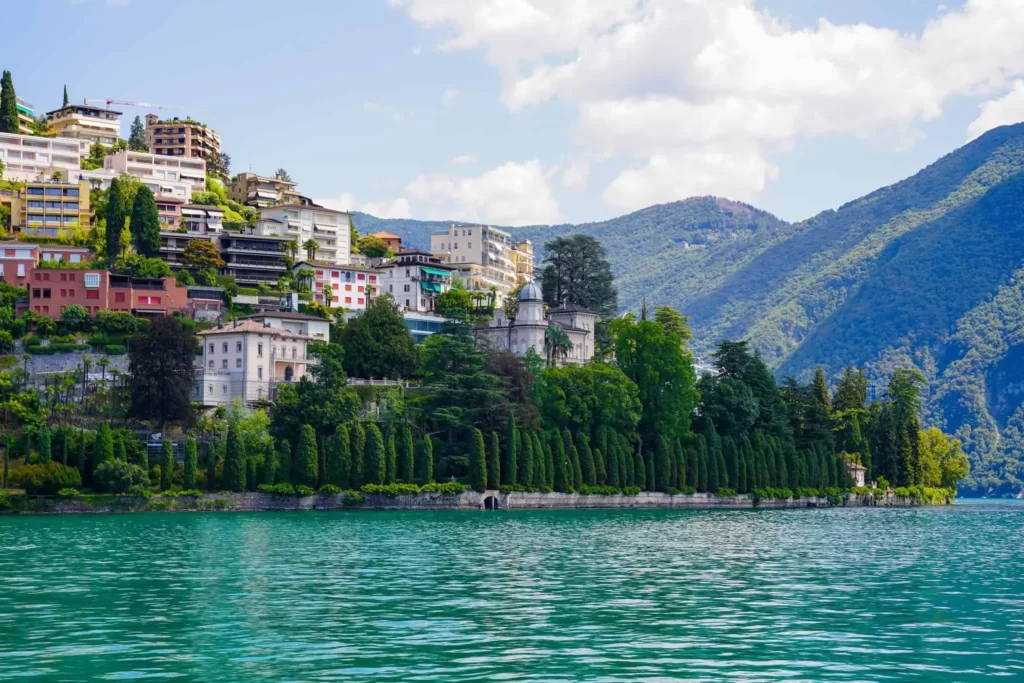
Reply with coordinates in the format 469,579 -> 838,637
104,345 -> 126,355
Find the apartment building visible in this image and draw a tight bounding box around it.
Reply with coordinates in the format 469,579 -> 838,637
46,103 -> 122,147
27,269 -> 188,319
255,204 -> 351,266
241,311 -> 330,342
0,244 -> 91,288
0,94 -> 37,135
10,179 -> 91,238
0,132 -> 88,182
374,250 -> 453,313
292,261 -> 378,310
105,150 -> 206,191
219,232 -> 290,286
429,224 -> 532,304
145,114 -> 221,162
195,320 -> 314,406
228,172 -> 302,208
185,285 -> 225,323
511,240 -> 534,283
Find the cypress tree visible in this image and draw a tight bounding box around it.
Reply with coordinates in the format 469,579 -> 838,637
606,442 -> 620,488
717,447 -> 728,490
520,431 -> 534,488
722,437 -> 738,490
551,429 -> 568,492
59,431 -> 69,467
469,428 -> 487,493
385,430 -> 397,484
399,425 -> 414,482
622,437 -> 634,486
544,435 -> 555,490
105,178 -> 126,261
655,436 -> 671,492
673,440 -> 685,490
62,84 -> 69,107
223,424 -> 246,492
707,439 -> 719,494
160,440 -> 174,491
76,432 -> 86,482
351,423 -> 366,486
563,429 -> 582,490
594,426 -> 608,484
738,449 -> 748,493
417,435 -> 434,483
22,431 -> 32,465
130,186 -> 161,257
645,453 -> 655,492
364,423 -> 385,485
577,432 -> 596,486
503,413 -> 518,486
634,451 -> 646,490
329,424 -> 350,488
37,427 -> 51,463
0,72 -> 19,134
94,423 -> 114,477
1,436 -> 7,488
114,437 -> 126,463
295,424 -> 319,487
776,441 -> 790,489
488,431 -> 501,490
183,438 -> 198,489
246,458 -> 259,492
531,432 -> 545,489
276,439 -> 292,484
697,435 -> 709,492
766,437 -> 779,487
686,445 -> 698,490
128,115 -> 147,151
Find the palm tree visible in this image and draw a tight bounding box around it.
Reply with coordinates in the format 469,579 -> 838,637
323,282 -> 334,307
285,240 -> 298,260
302,239 -> 318,262
544,324 -> 572,367
297,268 -> 315,290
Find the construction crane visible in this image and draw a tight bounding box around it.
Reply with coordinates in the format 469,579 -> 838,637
84,98 -> 206,112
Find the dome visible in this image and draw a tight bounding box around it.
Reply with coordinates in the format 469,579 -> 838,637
519,282 -> 543,301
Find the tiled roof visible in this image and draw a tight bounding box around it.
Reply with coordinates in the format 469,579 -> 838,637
198,320 -> 311,340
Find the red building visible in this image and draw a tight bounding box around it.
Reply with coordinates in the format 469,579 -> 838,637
28,267 -> 189,319
0,243 -> 91,289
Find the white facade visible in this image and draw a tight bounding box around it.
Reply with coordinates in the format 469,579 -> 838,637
375,251 -> 453,313
195,320 -> 315,406
256,205 -> 352,266
430,224 -> 530,305
241,312 -> 331,342
105,150 -> 206,191
0,133 -> 88,182
293,261 -> 379,311
46,104 -> 122,147
66,167 -> 192,203
180,205 -> 224,233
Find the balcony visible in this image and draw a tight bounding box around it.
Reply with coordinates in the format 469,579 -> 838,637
222,243 -> 286,256
224,257 -> 286,270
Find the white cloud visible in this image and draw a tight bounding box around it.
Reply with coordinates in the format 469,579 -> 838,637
314,193 -> 413,219
406,160 -> 561,225
394,0 -> 1024,212
968,80 -> 1024,139
450,154 -> 476,166
562,161 -> 589,190
441,88 -> 459,106
412,46 -> 422,56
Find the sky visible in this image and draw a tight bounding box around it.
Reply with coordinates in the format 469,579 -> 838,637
5,0 -> 1024,226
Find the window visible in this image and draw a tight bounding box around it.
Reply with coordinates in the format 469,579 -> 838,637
208,360 -> 214,368
358,286 -> 364,293
369,275 -> 376,283
16,264 -> 24,277
34,273 -> 41,281
357,273 -> 365,281
257,366 -> 263,379
357,298 -> 364,305
60,289 -> 66,297
69,273 -> 76,281
222,385 -> 227,395
208,385 -> 213,393
222,359 -> 228,369
42,289 -> 51,299
468,242 -> 472,249
42,273 -> 50,281
257,343 -> 263,357
236,342 -> 242,352
60,273 -> 67,282
0,265 -> 3,277
32,288 -> 40,298
403,284 -> 409,292
208,344 -> 214,353
222,343 -> 228,353
236,358 -> 242,369
345,284 -> 351,292
114,292 -> 125,303
83,273 -> 100,289
70,255 -> 81,264
405,299 -> 410,307
333,296 -> 339,303
345,297 -> 352,304
86,290 -> 99,299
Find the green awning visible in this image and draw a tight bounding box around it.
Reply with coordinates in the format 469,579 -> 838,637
420,266 -> 450,278
421,281 -> 441,292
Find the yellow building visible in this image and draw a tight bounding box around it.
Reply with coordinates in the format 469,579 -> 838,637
510,239 -> 534,283
10,178 -> 91,239
46,103 -> 122,147
228,172 -> 301,208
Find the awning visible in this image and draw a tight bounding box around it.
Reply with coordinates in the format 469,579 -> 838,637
420,281 -> 441,292
420,266 -> 450,278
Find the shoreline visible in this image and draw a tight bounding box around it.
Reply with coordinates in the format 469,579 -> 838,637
0,489 -> 935,514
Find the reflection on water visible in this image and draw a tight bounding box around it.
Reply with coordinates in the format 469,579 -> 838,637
0,505 -> 1022,681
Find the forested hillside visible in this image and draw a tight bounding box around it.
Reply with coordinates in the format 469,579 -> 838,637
353,124 -> 1024,495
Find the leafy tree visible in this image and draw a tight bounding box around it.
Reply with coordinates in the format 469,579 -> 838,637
355,235 -> 392,259
94,423 -> 114,477
276,439 -> 292,484
128,317 -> 196,428
540,234 -> 617,318
532,432 -> 546,489
161,440 -> 173,490
812,367 -> 831,416
435,288 -> 474,323
326,425 -> 350,488
114,437 -> 126,463
130,187 -> 161,257
0,71 -> 19,134
128,116 -> 148,151
417,435 -> 434,483
222,424 -> 246,492
520,429 -> 535,487
654,306 -> 692,343
487,431 -> 501,489
261,435 -> 278,486
350,423 -> 365,486
578,431 -> 597,486
339,295 -> 418,379
105,178 -> 127,261
469,428 -> 487,493
94,459 -> 147,495
183,438 -> 198,489
295,424 -> 319,488
275,168 -> 292,181
183,240 -> 226,269
563,429 -> 582,490
271,343 -> 359,447
364,422 -> 386,485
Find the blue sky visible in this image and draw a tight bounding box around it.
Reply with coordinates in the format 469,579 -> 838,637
5,0 -> 1021,226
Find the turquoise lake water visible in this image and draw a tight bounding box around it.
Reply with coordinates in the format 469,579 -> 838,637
0,503 -> 1022,681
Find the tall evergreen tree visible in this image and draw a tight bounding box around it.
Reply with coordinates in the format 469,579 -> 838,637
94,423 -> 114,477
0,72 -> 18,134
723,437 -> 738,490
503,413 -> 518,486
399,425 -> 414,482
62,85 -> 69,107
183,438 -> 198,489
105,178 -> 126,261
223,425 -> 246,491
1,436 -> 8,488
563,429 -> 582,490
37,427 -> 51,463
531,432 -> 545,489
385,430 -> 397,484
738,447 -> 748,493
707,438 -> 720,494
606,442 -> 620,487
623,440 -> 635,487
77,433 -> 87,483
697,435 -> 709,492
543,434 -> 555,490
246,459 -> 259,492
674,440 -> 686,490
295,425 -> 319,487
655,436 -> 671,492
469,428 -> 487,493
551,429 -> 568,492
130,186 -> 161,257
417,435 -> 434,483
364,423 -> 385,485
488,431 -> 501,489
326,426 -> 350,487
578,432 -> 597,486
128,115 -> 148,151
520,431 -> 534,488
276,439 -> 292,484
812,366 -> 831,416
60,432 -> 69,467
351,423 -> 366,486
635,451 -> 647,490
646,453 -> 656,492
594,426 -> 609,484
686,445 -> 698,489
114,437 -> 126,463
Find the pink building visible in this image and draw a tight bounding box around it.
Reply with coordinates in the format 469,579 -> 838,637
28,267 -> 189,319
0,243 -> 91,288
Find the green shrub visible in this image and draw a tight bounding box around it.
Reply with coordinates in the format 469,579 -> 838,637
9,462 -> 82,495
318,484 -> 342,494
679,485 -> 697,494
753,487 -> 794,505
57,488 -> 79,498
258,483 -> 296,495
104,344 -> 126,355
419,482 -> 466,495
578,485 -> 620,495
93,460 -> 148,495
343,490 -> 365,507
361,483 -> 421,496
795,487 -> 822,498
621,486 -> 641,495
717,487 -> 737,497
23,335 -> 41,347
159,489 -> 203,498
294,485 -> 315,496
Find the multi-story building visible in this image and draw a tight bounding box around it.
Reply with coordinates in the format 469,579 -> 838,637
374,249 -> 453,313
228,172 -> 302,208
240,312 -> 331,342
255,204 -> 351,266
195,320 -> 314,406
10,179 -> 91,238
0,132 -> 89,182
105,150 -> 206,191
292,261 -> 379,310
510,240 -> 534,283
46,103 -> 122,147
429,224 -> 531,305
67,168 -> 192,212
159,203 -> 225,263
27,268 -> 188,319
145,114 -> 221,162
371,231 -> 403,253
185,285 -> 225,323
0,94 -> 37,135
0,244 -> 91,289
219,232 -> 290,286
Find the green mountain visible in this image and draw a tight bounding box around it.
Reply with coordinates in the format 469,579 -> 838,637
352,123 -> 1024,494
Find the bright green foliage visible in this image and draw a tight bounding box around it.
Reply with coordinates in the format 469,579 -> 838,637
222,424 -> 247,492
417,435 -> 434,484
531,432 -> 545,489
183,438 -> 198,490
37,427 -> 51,463
128,116 -> 147,151
339,295 -> 419,379
385,430 -> 397,484
469,428 -> 487,493
550,429 -> 568,492
519,431 -> 534,487
114,437 -> 126,463
295,425 -> 319,488
129,186 -> 161,257
399,426 -> 414,482
160,440 -> 173,491
351,423 -> 365,486
502,413 -> 518,486
94,424 -> 114,476
537,363 -> 641,439
364,423 -> 386,486
487,431 -> 501,490
577,432 -> 596,486
0,72 -> 18,134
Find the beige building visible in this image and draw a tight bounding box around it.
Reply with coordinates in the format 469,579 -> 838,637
145,114 -> 221,162
430,224 -> 533,305
195,320 -> 315,406
228,172 -> 301,208
46,103 -> 122,147
255,204 -> 352,266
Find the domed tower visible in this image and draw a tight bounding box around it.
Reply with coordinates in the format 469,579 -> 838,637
517,282 -> 544,323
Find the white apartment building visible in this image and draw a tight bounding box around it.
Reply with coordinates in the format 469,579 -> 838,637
375,250 -> 453,313
240,312 -> 331,342
195,320 -> 315,406
0,133 -> 88,182
292,261 -> 379,311
430,224 -> 533,305
46,103 -> 122,147
255,204 -> 351,266
105,150 -> 206,191
66,168 -> 192,204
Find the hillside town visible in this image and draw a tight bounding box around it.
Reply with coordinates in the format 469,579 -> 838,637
0,73 -> 580,410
